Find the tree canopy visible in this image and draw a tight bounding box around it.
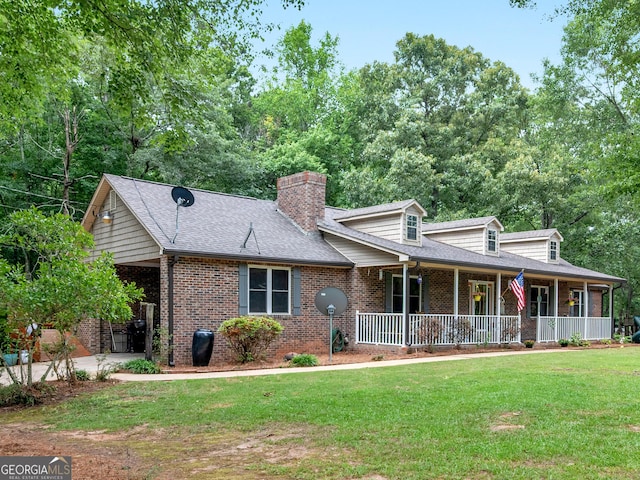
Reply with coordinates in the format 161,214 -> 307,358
0,0 -> 637,318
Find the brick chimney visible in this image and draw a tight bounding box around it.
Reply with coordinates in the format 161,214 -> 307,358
277,171 -> 327,232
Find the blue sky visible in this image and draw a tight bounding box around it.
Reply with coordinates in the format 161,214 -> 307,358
255,0 -> 569,90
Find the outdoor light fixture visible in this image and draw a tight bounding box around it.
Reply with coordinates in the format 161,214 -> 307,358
417,273 -> 423,285
101,210 -> 113,225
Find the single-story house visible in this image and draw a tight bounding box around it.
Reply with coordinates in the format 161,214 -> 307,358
79,171 -> 625,366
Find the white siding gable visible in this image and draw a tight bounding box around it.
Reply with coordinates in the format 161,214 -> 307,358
87,190 -> 160,264
341,214 -> 403,243
426,228 -> 486,254
500,230 -> 563,264
323,233 -> 402,266
423,218 -> 503,255
339,204 -> 423,247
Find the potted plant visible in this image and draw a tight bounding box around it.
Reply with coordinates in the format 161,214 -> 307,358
0,314 -> 18,367
524,339 -> 535,348
472,287 -> 486,302
565,295 -> 577,306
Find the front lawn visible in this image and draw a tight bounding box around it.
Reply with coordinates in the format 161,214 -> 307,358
3,348 -> 640,479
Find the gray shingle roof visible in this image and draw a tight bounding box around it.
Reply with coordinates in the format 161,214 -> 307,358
92,175 -> 624,283
321,208 -> 624,283
501,229 -> 562,242
422,216 -> 503,233
103,175 -> 353,266
333,199 -> 421,221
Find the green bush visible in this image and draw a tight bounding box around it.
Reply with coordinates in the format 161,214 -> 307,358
558,338 -> 569,347
122,359 -> 162,374
75,369 -> 91,381
218,316 -> 283,363
290,354 -> 318,367
0,382 -> 53,407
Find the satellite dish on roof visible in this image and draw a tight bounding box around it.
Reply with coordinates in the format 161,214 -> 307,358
170,186 -> 195,243
171,186 -> 195,207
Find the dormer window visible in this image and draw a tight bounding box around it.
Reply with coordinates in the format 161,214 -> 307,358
487,229 -> 497,253
406,214 -> 418,241
550,241 -> 558,261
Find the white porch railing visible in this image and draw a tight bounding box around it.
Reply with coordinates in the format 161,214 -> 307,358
356,312 -> 521,347
537,316 -> 612,343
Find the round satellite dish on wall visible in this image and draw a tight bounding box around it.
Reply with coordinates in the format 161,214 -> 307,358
314,287 -> 348,316
171,186 -> 195,207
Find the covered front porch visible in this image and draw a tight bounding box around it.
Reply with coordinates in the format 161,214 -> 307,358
352,264 -> 615,347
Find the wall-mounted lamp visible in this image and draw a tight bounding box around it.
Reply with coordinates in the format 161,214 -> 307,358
101,210 -> 113,225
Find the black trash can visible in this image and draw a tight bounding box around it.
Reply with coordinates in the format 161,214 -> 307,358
192,329 -> 214,366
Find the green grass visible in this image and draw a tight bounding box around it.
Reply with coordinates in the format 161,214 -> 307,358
4,348 -> 640,479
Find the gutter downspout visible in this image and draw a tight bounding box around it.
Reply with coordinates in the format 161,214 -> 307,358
168,255 -> 179,367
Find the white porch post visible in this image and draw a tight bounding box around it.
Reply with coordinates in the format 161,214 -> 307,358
496,273 -> 502,342
584,280 -> 589,338
402,263 -> 409,346
454,268 -> 459,318
554,278 -> 559,341
609,285 -> 614,336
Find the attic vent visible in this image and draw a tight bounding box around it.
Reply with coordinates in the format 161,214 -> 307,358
109,190 -> 118,211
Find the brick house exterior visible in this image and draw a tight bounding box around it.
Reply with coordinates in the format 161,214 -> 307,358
80,171 -> 624,366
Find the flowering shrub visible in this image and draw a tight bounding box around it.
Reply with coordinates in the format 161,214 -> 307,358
218,316 -> 283,363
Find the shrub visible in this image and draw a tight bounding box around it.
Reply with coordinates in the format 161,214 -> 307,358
558,338 -> 569,347
601,338 -> 612,345
0,382 -> 53,407
75,369 -> 91,381
122,359 -> 162,374
290,354 -> 318,367
524,340 -> 535,348
569,332 -> 583,347
218,316 -> 283,363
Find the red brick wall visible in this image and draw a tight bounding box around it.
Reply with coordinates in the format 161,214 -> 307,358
276,171 -> 326,232
81,257 -> 609,364
164,256 -> 355,366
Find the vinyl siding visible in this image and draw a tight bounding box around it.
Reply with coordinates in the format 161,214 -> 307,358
425,228 -> 485,254
341,214 -> 402,243
324,233 -> 400,266
87,191 -> 160,263
500,240 -> 548,262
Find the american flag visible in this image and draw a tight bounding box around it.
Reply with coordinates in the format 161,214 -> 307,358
511,271 -> 526,313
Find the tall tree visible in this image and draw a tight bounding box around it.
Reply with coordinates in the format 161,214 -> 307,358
341,33 -> 530,218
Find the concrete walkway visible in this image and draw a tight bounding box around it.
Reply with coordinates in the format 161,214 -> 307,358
0,353 -> 142,386
111,348 -> 573,382
1,349 -> 575,385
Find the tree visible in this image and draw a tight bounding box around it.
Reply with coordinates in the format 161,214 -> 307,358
0,0 -> 304,131
0,208 -> 143,388
340,33 -> 530,217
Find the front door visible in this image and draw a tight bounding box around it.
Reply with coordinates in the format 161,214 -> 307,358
469,282 -> 494,315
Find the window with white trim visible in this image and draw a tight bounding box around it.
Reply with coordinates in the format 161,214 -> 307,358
406,214 -> 418,241
487,229 -> 497,253
550,241 -> 558,261
249,266 -> 290,314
